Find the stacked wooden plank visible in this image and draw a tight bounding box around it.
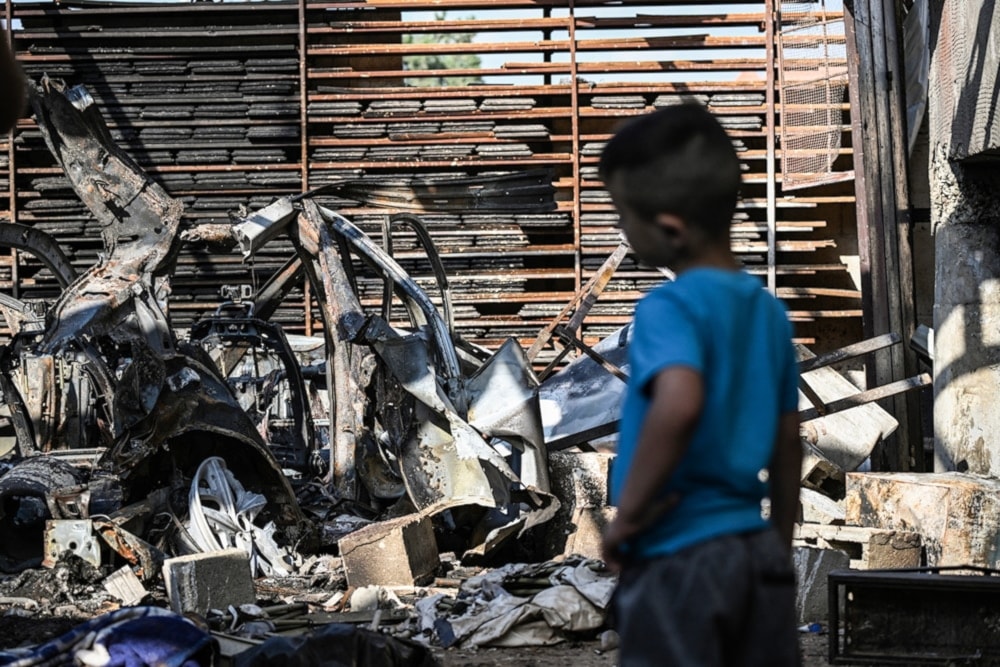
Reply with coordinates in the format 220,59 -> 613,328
1,0 -> 861,354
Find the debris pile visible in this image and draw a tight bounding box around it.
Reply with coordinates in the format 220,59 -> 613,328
0,79 -> 607,661
0,77 -> 978,666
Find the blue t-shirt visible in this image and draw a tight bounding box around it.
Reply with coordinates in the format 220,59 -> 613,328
610,268 -> 799,559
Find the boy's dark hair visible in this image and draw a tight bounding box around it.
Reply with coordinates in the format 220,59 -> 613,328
598,104 -> 741,239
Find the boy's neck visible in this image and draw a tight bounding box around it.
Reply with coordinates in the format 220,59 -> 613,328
670,244 -> 741,275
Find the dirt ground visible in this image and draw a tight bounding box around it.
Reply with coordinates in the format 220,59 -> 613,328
434,632 -> 834,666
0,614 -> 840,666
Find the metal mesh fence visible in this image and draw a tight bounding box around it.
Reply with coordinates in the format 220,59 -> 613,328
778,1 -> 851,190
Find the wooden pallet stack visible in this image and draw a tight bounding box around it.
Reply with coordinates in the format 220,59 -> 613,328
1,0 -> 861,357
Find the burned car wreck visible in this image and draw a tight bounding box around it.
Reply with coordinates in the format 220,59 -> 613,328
0,78 -> 560,587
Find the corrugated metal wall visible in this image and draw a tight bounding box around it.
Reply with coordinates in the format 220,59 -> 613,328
2,0 -> 861,357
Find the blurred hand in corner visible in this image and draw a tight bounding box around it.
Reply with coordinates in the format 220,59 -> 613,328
1,28 -> 26,134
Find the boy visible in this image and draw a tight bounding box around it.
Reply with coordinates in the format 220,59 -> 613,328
600,104 -> 802,666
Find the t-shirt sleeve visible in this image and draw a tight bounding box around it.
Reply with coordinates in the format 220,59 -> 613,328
630,290 -> 704,396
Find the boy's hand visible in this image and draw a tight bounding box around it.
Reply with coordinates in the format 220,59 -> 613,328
602,493 -> 680,572
601,515 -> 641,572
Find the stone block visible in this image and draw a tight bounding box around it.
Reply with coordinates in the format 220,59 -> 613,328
794,523 -> 921,570
563,507 -> 616,560
163,548 -> 256,615
844,471 -> 1000,568
799,488 -> 846,525
338,513 -> 439,587
792,545 -> 849,624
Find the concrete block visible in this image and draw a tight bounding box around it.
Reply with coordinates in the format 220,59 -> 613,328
799,488 -> 846,525
544,452 -> 612,558
844,471 -> 1000,568
163,548 -> 256,615
338,513 -> 438,587
793,545 -> 849,624
794,523 -> 921,570
104,565 -> 146,606
563,507 -> 616,560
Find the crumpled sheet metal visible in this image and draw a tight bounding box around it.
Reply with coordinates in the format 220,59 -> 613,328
97,353 -> 307,537
308,207 -> 557,529
93,518 -> 164,582
360,318 -> 558,553
415,558 -> 615,648
359,317 -> 516,513
466,338 -> 549,492
538,325 -> 630,448
241,195 -> 557,548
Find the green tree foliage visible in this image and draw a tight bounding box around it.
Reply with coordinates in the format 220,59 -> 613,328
403,12 -> 483,87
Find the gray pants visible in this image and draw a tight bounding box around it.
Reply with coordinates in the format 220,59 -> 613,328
614,528 -> 801,667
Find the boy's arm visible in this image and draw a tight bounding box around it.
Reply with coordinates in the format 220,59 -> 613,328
769,410 -> 802,550
602,366 -> 703,571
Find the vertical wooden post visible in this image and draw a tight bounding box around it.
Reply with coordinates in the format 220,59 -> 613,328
880,0 -> 922,470
844,0 -> 920,471
569,1 -> 582,302
765,0 -> 778,295
5,0 -> 18,301
298,0 -> 310,336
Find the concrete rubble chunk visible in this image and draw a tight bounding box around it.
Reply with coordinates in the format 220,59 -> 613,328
794,523 -> 922,570
792,545 -> 849,624
163,548 -> 256,615
103,565 -> 146,606
844,471 -> 1000,568
800,441 -> 846,499
338,513 -> 439,588
563,507 -> 616,561
349,585 -> 404,612
799,488 -> 847,525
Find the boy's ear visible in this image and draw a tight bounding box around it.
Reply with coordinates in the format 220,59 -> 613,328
653,212 -> 686,240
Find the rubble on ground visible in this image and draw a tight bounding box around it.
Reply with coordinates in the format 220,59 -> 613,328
0,78 -> 985,665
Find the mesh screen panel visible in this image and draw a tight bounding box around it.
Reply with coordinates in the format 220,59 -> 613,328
778,1 -> 851,190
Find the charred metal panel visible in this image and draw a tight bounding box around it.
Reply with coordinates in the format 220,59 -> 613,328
28,79 -> 183,354
830,567 -> 1000,664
